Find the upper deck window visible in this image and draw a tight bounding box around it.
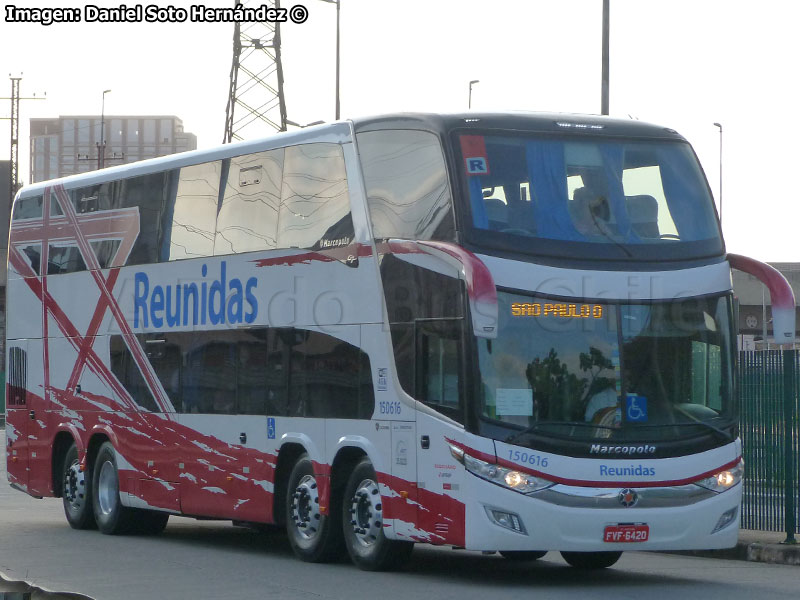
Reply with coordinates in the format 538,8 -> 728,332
358,129 -> 455,242
457,133 -> 723,261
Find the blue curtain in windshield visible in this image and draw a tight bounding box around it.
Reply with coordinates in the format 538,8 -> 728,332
598,144 -> 635,242
657,147 -> 716,241
525,140 -> 580,241
469,177 -> 489,229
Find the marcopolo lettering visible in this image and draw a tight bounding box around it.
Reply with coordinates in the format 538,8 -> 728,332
134,261 -> 257,328
599,464 -> 656,477
590,444 -> 657,455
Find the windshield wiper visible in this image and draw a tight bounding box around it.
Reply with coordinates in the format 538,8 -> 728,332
505,421 -> 615,444
504,417 -> 734,445
669,407 -> 735,442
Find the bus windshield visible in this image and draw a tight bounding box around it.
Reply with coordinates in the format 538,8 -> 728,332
457,132 -> 723,261
477,291 -> 735,442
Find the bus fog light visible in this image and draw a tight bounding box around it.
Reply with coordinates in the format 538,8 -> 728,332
712,507 -> 738,533
485,506 -> 527,534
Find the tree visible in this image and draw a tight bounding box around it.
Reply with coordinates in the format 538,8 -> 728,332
525,346 -> 615,421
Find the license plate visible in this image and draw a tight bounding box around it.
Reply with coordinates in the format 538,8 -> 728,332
603,523 -> 649,543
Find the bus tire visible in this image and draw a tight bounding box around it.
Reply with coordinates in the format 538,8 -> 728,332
285,454 -> 343,562
560,551 -> 622,569
135,510 -> 169,535
500,550 -> 547,561
342,458 -> 413,571
92,442 -> 137,535
61,443 -> 96,530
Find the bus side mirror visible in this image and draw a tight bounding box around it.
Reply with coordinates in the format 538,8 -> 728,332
728,254 -> 796,344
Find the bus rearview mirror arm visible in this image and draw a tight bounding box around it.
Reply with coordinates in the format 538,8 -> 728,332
728,253 -> 796,344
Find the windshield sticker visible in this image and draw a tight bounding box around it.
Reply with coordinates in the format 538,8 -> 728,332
460,135 -> 490,175
377,368 -> 388,392
495,388 -> 533,416
625,394 -> 648,422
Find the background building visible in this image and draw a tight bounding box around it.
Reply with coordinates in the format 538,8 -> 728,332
30,115 -> 197,183
733,263 -> 800,349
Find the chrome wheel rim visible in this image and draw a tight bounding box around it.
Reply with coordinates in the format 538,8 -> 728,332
97,460 -> 118,516
64,460 -> 86,511
291,474 -> 321,540
349,479 -> 383,547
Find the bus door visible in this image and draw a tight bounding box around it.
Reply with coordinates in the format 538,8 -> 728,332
6,343 -> 30,490
414,318 -> 468,546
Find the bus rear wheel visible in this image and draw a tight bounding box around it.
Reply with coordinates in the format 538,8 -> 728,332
500,551 -> 547,561
560,551 -> 622,569
285,454 -> 343,562
342,458 -> 413,571
92,442 -> 137,535
62,443 -> 96,530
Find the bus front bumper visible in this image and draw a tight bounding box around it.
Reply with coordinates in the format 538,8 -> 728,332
464,477 -> 742,552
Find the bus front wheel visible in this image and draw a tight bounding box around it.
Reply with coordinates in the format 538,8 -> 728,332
285,454 -> 343,562
560,551 -> 622,569
342,458 -> 413,571
61,443 -> 96,530
92,442 -> 137,535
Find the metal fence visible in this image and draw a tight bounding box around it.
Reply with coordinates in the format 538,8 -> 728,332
739,349 -> 798,538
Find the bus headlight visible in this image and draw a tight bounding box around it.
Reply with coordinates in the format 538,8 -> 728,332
457,449 -> 553,494
695,460 -> 744,493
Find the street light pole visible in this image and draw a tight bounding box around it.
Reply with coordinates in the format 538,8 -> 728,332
319,0 -> 340,120
601,0 -> 610,115
335,0 -> 340,119
98,89 -> 111,170
469,79 -> 479,109
713,122 -> 722,224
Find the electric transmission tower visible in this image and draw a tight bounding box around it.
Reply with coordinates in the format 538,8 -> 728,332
2,75 -> 45,208
223,0 -> 288,142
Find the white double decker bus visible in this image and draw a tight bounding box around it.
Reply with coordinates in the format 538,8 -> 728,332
6,113 -> 794,570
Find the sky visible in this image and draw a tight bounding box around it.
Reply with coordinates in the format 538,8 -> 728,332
1,0 -> 798,262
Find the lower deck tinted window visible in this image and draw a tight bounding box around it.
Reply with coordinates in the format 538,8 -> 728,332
110,336 -> 161,412
110,327 -> 374,418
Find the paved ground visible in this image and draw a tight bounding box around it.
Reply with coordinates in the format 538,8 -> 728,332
3,430 -> 800,600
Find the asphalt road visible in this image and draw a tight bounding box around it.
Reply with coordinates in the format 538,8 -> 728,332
2,431 -> 799,600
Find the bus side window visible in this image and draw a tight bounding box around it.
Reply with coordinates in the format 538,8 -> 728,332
357,129 -> 455,242
109,335 -> 161,413
12,195 -> 43,220
416,319 -> 464,424
168,161 -> 222,260
68,173 -> 171,268
284,329 -> 374,419
182,332 -> 237,414
215,149 -> 283,255
277,143 -> 354,251
120,173 -> 172,265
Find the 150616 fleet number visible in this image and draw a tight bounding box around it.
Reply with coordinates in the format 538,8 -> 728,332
508,449 -> 548,467
379,401 -> 401,415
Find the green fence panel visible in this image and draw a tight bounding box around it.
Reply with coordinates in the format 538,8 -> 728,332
739,350 -> 800,533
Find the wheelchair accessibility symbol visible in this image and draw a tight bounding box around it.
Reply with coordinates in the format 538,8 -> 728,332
625,394 -> 648,423
267,417 -> 276,439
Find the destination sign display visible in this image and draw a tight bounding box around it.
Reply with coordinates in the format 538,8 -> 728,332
510,302 -> 604,319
